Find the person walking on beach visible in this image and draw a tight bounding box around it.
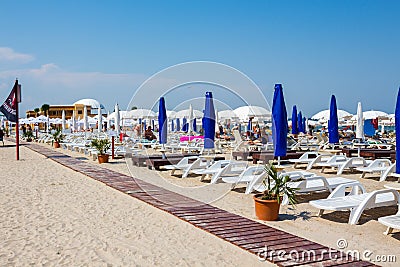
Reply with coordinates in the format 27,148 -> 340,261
0,128 -> 4,146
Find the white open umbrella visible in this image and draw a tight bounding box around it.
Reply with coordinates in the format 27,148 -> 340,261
97,107 -> 102,132
175,108 -> 203,119
218,110 -> 239,121
125,109 -> 156,119
362,110 -> 388,120
233,105 -> 271,122
311,109 -> 352,121
356,102 -> 364,139
61,110 -> 66,131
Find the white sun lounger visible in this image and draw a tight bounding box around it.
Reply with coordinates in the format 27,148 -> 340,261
210,161 -> 248,184
163,156 -> 199,175
378,210 -> 400,235
310,182 -> 400,224
192,160 -> 232,181
289,152 -> 319,168
355,159 -> 393,180
221,166 -> 265,185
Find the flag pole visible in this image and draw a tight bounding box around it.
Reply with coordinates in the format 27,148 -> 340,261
15,79 -> 20,160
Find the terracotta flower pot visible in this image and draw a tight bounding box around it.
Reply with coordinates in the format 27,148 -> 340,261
97,154 -> 109,164
54,141 -> 60,148
253,194 -> 281,221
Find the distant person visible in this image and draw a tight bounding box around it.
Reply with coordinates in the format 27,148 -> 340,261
0,128 -> 4,146
144,126 -> 156,141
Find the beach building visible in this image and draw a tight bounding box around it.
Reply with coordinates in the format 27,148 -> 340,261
25,98 -> 106,119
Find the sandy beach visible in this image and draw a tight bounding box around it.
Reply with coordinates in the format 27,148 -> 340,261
1,139 -> 400,266
0,140 -> 268,266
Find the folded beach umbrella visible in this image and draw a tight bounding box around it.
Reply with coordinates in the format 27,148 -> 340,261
182,117 -> 187,132
97,107 -> 102,132
302,117 -> 306,134
115,103 -> 120,136
356,102 -> 364,139
171,118 -> 174,132
152,119 -> 155,131
188,104 -> 194,134
193,118 -> 197,133
291,105 -> 298,134
176,118 -> 180,131
71,111 -> 76,131
247,119 -> 252,132
158,97 -> 167,145
328,95 -> 339,144
46,115 -> 50,133
203,92 -> 216,149
83,106 -> 89,131
106,111 -> 110,131
297,112 -> 303,133
272,84 -> 288,163
395,88 -> 400,174
61,110 -> 66,131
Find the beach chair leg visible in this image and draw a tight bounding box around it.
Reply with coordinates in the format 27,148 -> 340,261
384,227 -> 394,235
317,210 -> 324,217
200,174 -> 206,181
321,167 -> 325,173
360,172 -> 366,178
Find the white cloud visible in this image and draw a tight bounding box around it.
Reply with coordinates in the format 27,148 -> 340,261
0,47 -> 34,63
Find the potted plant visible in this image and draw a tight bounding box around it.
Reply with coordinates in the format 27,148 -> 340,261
253,162 -> 297,221
52,129 -> 64,148
91,138 -> 111,163
24,130 -> 34,142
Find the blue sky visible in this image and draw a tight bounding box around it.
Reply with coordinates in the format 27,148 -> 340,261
0,0 -> 399,118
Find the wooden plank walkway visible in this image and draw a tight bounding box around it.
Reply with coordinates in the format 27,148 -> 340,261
26,143 -> 378,266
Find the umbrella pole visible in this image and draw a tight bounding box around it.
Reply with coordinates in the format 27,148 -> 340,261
278,156 -> 281,166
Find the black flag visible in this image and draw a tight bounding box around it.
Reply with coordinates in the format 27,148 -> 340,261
0,81 -> 18,122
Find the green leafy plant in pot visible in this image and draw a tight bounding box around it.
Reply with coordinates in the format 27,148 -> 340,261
253,162 -> 297,221
91,138 -> 111,163
24,130 -> 34,142
52,129 -> 65,148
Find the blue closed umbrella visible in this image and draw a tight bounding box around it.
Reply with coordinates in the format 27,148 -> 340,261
291,105 -> 299,134
193,118 -> 197,132
203,92 -> 216,149
302,117 -> 306,134
152,119 -> 155,131
297,112 -> 303,133
328,95 -> 339,144
247,119 -> 252,132
272,84 -> 288,160
395,88 -> 400,174
158,97 -> 167,144
143,120 -> 146,132
176,118 -> 180,131
182,117 -> 187,132
171,119 -> 174,132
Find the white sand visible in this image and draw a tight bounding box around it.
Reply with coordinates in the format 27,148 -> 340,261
75,146 -> 400,267
0,141 -> 269,266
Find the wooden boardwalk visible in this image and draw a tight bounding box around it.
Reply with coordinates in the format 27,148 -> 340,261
27,143 -> 377,267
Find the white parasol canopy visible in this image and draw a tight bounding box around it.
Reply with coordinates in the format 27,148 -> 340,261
61,110 -> 66,131
125,109 -> 156,119
218,110 -> 239,121
233,106 -> 271,121
362,110 -> 388,120
311,109 -> 352,121
175,108 -> 203,119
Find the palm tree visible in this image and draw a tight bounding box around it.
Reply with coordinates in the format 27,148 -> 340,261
33,108 -> 40,117
41,104 -> 50,116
